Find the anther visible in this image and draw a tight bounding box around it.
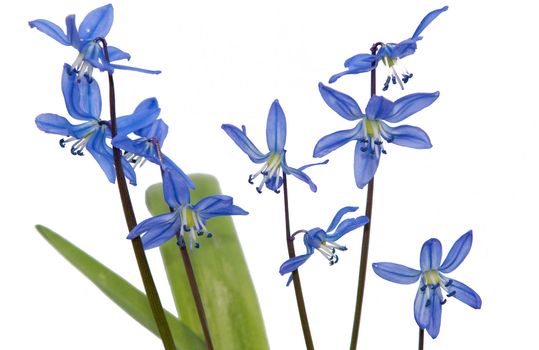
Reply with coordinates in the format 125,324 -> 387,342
194,242 -> 200,249
183,225 -> 191,232
70,147 -> 78,156
425,299 -> 431,307
441,298 -> 447,305
445,279 -> 453,287
197,231 -> 204,236
447,291 -> 456,298
59,139 -> 66,148
392,76 -> 397,84
360,146 -> 368,152
207,232 -> 213,238
248,175 -> 254,184
256,187 -> 262,194
176,236 -> 186,248
420,285 -> 427,292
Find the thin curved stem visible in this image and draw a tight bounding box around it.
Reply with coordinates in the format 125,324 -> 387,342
349,43 -> 380,350
283,174 -> 314,350
99,38 -> 175,350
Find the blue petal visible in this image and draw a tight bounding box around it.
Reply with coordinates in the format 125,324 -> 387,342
66,15 -> 81,49
279,254 -> 312,276
116,99 -> 161,135
222,124 -> 269,163
329,55 -> 377,83
389,38 -> 419,59
353,141 -> 380,189
319,83 -> 363,121
380,124 -> 432,149
163,166 -> 191,208
162,155 -> 195,189
28,19 -> 70,46
365,95 -> 394,120
98,59 -> 162,75
120,154 -> 137,186
326,206 -> 359,232
266,100 -> 287,153
313,123 -> 362,158
79,4 -> 114,40
383,92 -> 439,123
35,114 -> 75,136
329,216 -> 369,241
344,53 -> 378,69
414,280 -> 430,329
127,212 -> 181,250
439,230 -> 473,273
444,277 -> 482,309
195,195 -> 248,219
61,64 -> 101,121
412,6 -> 449,39
107,46 -> 131,62
420,238 -> 442,272
86,126 -> 116,183
426,287 -> 443,339
281,152 -> 318,192
372,262 -> 421,284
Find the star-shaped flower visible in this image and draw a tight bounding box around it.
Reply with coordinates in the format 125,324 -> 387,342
112,113 -> 194,189
314,83 -> 438,189
127,167 -> 248,249
329,6 -> 448,90
372,231 -> 482,338
222,99 -> 327,193
279,206 -> 368,285
29,4 -> 160,78
36,64 -> 160,184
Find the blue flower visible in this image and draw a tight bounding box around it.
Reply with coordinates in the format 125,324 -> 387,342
372,231 -> 482,339
315,83 -> 438,189
279,206 -> 368,286
29,4 -> 160,77
127,167 -> 248,249
112,113 -> 194,189
329,6 -> 448,90
35,64 -> 160,185
222,99 -> 327,193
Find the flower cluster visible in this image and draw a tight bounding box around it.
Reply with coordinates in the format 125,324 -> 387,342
32,3 -> 481,348
32,4 -> 246,249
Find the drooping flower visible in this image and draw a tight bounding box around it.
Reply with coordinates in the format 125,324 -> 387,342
279,206 -> 368,285
112,111 -> 194,189
29,4 -> 160,78
222,99 -> 327,193
329,6 -> 448,90
35,64 -> 160,184
372,230 -> 481,339
127,167 -> 248,249
314,83 -> 438,189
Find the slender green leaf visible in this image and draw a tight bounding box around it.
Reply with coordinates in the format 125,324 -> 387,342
35,225 -> 205,350
147,173 -> 269,350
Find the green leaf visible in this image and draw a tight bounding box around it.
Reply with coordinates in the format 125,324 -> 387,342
35,225 -> 205,350
147,173 -> 270,350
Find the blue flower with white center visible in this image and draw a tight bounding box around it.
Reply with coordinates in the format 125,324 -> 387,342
112,113 -> 194,189
315,83 -> 438,189
127,167 -> 248,249
35,64 -> 160,185
279,206 -> 368,286
222,99 -> 328,193
372,231 -> 482,339
29,4 -> 160,78
329,6 -> 448,90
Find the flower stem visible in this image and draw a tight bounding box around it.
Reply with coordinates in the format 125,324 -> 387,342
155,144 -> 214,350
418,328 -> 425,350
99,38 -> 175,350
349,42 -> 381,350
178,246 -> 214,350
283,174 -> 315,350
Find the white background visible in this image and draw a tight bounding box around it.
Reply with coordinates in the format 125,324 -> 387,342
2,0 -> 537,349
